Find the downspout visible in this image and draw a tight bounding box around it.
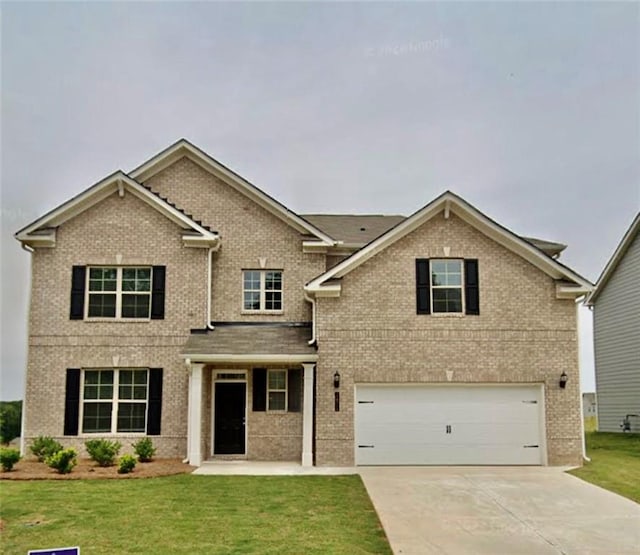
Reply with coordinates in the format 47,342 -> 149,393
304,292 -> 316,345
19,242 -> 34,456
577,299 -> 590,462
183,358 -> 192,463
206,247 -> 215,330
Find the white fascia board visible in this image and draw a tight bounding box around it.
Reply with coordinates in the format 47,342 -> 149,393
306,191 -> 592,291
304,283 -> 342,297
15,171 -> 219,248
179,353 -> 318,364
585,213 -> 639,306
556,283 -> 593,299
302,241 -> 329,253
182,235 -> 221,249
130,140 -> 336,246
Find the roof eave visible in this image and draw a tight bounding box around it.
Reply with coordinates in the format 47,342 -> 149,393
306,191 -> 592,293
585,213 -> 640,306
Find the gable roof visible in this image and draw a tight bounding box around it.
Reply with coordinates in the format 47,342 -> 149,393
129,139 -> 335,246
304,213 -> 567,257
585,212 -> 640,306
305,191 -> 593,298
15,171 -> 220,249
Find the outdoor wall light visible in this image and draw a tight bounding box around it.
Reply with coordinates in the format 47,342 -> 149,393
333,371 -> 341,389
559,371 -> 568,389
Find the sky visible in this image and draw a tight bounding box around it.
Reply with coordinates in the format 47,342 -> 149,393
1,2 -> 639,400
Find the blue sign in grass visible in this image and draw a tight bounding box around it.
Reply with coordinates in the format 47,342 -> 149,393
28,548 -> 79,555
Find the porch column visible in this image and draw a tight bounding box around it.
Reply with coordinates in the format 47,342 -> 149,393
187,363 -> 204,466
302,363 -> 315,467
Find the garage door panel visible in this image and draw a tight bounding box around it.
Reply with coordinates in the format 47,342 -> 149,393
355,385 -> 543,466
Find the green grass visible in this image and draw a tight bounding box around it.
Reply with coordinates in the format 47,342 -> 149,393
0,475 -> 391,554
569,432 -> 640,503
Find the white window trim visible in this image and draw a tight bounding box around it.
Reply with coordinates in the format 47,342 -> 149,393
430,259 -> 465,314
267,369 -> 288,412
80,368 -> 149,435
85,266 -> 152,321
241,270 -> 284,313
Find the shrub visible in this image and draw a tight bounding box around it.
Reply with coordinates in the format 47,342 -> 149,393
85,439 -> 122,467
132,437 -> 156,462
30,435 -> 63,462
0,447 -> 21,471
118,454 -> 137,474
0,400 -> 22,444
46,448 -> 77,474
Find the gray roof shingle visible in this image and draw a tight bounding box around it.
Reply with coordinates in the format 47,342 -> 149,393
182,324 -> 316,356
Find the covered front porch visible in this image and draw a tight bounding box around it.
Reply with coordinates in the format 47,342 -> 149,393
181,324 -> 318,467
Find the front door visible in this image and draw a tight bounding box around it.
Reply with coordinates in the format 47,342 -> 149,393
214,382 -> 246,455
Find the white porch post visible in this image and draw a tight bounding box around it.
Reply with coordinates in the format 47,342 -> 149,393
302,363 -> 315,467
187,363 -> 204,466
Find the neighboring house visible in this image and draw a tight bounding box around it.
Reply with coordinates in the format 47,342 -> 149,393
586,214 -> 640,433
15,139 -> 593,467
582,392 -> 598,432
582,393 -> 597,417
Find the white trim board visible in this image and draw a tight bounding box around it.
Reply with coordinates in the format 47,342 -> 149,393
306,191 -> 592,298
15,171 -> 220,249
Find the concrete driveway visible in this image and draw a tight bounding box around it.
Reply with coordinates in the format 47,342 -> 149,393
359,466 -> 640,555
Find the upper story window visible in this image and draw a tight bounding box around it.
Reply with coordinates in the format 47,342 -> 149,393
88,267 -> 151,318
416,258 -> 479,316
243,270 -> 283,312
70,265 -> 165,321
431,260 -> 463,313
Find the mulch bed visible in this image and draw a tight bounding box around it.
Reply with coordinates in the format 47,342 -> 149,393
0,459 -> 195,480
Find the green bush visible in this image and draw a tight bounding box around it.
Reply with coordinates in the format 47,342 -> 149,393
0,400 -> 22,444
0,447 -> 21,471
132,437 -> 157,462
46,448 -> 77,474
85,439 -> 122,467
30,436 -> 63,462
118,454 -> 137,474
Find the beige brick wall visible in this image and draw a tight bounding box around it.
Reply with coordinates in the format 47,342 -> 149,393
24,161 -> 318,460
314,212 -> 583,466
199,365 -> 303,462
145,157 -> 325,322
24,191 -> 206,457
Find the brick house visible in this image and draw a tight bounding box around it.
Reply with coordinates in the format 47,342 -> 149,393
15,140 -> 593,467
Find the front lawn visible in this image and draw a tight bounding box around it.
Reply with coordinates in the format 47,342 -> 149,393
568,432 -> 640,503
0,475 -> 391,554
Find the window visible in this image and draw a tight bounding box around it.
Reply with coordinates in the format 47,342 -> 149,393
243,270 -> 283,311
267,369 -> 287,411
87,267 -> 151,319
81,369 -> 148,433
431,260 -> 463,313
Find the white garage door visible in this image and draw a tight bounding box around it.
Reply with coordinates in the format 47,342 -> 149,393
355,385 -> 544,465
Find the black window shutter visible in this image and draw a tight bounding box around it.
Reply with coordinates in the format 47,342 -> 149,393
150,266 -> 166,320
64,368 -> 81,436
287,368 -> 302,412
70,266 -> 86,320
147,368 -> 163,435
464,259 -> 480,315
416,259 -> 431,314
252,368 -> 267,412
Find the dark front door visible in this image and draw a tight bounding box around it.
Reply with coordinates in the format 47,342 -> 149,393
214,382 -> 246,455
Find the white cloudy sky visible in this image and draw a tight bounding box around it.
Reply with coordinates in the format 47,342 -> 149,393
1,2 -> 639,400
